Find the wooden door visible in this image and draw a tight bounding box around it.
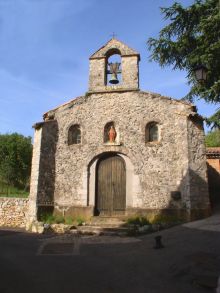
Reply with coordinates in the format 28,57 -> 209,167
96,155 -> 126,215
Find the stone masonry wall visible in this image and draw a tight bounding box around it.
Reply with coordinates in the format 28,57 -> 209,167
89,38 -> 139,92
187,116 -> 210,213
29,38 -> 210,220
0,198 -> 29,227
39,90 -> 208,216
37,120 -> 58,206
121,56 -> 139,90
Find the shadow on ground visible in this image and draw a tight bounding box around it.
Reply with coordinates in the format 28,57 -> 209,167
0,216 -> 220,293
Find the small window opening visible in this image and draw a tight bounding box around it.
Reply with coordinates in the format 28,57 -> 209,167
146,122 -> 159,142
68,124 -> 81,145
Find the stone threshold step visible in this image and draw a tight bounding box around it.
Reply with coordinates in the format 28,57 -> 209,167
87,222 -> 126,227
75,225 -> 129,236
90,216 -> 127,225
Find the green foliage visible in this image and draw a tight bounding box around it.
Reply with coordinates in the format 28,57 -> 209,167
55,215 -> 65,224
76,216 -> 85,226
150,214 -> 184,225
127,214 -> 184,226
205,129 -> 220,146
148,0 -> 220,126
0,133 -> 32,189
65,216 -> 74,225
0,182 -> 29,198
38,212 -> 79,226
38,213 -> 66,224
126,216 -> 150,226
39,213 -> 55,224
206,110 -> 220,129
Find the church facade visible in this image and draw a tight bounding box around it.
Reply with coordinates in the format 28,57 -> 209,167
28,38 -> 210,223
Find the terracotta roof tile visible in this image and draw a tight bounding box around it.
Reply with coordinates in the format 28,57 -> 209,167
206,147 -> 220,153
206,147 -> 220,158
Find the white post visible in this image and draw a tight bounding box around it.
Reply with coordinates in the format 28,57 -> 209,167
26,127 -> 43,229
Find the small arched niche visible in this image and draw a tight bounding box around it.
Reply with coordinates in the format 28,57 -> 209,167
145,122 -> 159,143
105,48 -> 122,85
104,121 -> 119,144
68,124 -> 81,145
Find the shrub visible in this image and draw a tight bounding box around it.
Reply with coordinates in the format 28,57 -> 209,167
76,217 -> 84,226
65,216 -> 74,225
55,215 -> 65,224
126,216 -> 150,226
0,181 -> 29,198
39,213 -> 55,224
150,214 -> 184,225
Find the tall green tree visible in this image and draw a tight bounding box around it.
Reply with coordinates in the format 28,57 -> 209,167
205,129 -> 220,146
0,133 -> 32,189
148,0 -> 220,128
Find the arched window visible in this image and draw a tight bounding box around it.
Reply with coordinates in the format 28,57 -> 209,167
146,122 -> 159,142
68,124 -> 81,145
106,49 -> 122,85
104,122 -> 117,143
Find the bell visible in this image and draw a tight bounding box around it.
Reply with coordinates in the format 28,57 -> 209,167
108,62 -> 120,84
109,73 -> 119,84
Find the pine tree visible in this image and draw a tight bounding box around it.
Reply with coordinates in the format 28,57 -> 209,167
148,0 -> 220,128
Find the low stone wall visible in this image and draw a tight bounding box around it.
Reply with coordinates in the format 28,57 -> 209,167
0,198 -> 29,228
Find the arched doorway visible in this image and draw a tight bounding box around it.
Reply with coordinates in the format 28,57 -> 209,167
95,154 -> 126,216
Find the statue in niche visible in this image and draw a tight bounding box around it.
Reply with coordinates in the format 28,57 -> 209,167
108,125 -> 116,142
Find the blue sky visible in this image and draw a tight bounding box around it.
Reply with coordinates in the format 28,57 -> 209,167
0,0 -> 217,137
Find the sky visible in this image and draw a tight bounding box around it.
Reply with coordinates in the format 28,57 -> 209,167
0,0 -> 218,137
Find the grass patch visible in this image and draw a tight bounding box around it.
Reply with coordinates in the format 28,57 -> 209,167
126,216 -> 150,226
150,214 -> 184,225
55,215 -> 65,224
39,213 -> 55,224
76,216 -> 85,226
126,214 -> 184,236
65,216 -> 74,225
0,182 -> 29,198
127,214 -> 184,226
38,212 -> 85,226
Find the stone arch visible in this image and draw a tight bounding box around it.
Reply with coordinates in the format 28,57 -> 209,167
105,48 -> 121,58
86,151 -> 141,214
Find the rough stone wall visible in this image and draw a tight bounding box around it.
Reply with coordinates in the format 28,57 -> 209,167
28,120 -> 59,223
187,116 -> 210,211
88,56 -> 139,92
89,58 -> 106,92
29,38 -> 210,220
37,120 -> 58,205
89,38 -> 139,92
0,198 -> 29,227
121,56 -> 139,90
40,90 -> 206,216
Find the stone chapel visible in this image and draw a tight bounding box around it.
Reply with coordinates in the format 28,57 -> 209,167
28,38 -> 210,223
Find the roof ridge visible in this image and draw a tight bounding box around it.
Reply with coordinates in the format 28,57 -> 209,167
90,38 -> 139,59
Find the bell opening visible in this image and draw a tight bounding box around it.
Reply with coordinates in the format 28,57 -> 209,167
106,54 -> 121,85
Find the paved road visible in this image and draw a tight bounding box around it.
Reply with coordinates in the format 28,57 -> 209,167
0,214 -> 220,293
